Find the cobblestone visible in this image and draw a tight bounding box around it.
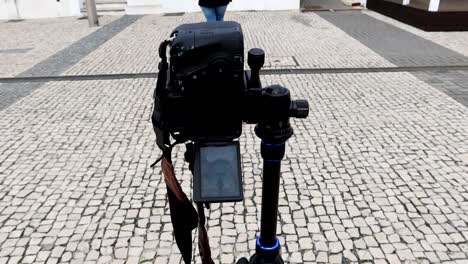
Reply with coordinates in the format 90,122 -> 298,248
60,11 -> 393,76
0,16 -> 141,111
0,71 -> 466,263
0,16 -> 117,78
1,9 -> 468,264
318,11 -> 468,67
413,70 -> 468,107
365,10 -> 468,58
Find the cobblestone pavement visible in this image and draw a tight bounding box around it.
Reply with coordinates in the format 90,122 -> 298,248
1,9 -> 468,264
62,11 -> 393,76
364,11 -> 468,58
0,16 -> 117,78
0,16 -> 140,111
0,72 -> 467,264
317,11 -> 468,67
316,11 -> 468,108
3,11 -> 468,79
360,11 -> 468,107
414,70 -> 468,107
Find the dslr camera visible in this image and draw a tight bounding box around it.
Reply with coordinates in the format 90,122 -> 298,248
152,21 -> 309,264
152,21 -> 308,203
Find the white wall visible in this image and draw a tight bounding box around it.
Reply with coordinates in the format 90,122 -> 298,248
0,0 -> 20,19
0,0 -> 81,19
128,0 -> 300,14
178,0 -> 301,12
1,0 -> 300,19
229,0 -> 301,11
428,0 -> 440,11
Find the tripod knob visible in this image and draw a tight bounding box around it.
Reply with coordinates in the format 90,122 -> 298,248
248,48 -> 265,72
290,100 -> 309,118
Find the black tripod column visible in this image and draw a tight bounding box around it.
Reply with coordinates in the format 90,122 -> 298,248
251,87 -> 294,264
255,140 -> 286,263
248,84 -> 309,264
251,128 -> 291,264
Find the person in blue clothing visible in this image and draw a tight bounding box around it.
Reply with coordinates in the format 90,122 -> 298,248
199,0 -> 232,22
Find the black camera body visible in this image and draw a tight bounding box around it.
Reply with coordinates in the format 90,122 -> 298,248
153,21 -> 310,148
153,22 -> 246,146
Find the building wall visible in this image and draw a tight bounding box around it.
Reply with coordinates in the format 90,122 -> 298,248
128,0 -> 300,14
0,0 -> 300,19
379,0 -> 468,11
159,0 -> 300,12
439,0 -> 468,11
0,0 -> 82,19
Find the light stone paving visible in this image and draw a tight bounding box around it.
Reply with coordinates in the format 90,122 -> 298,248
317,11 -> 468,67
61,14 -> 187,76
0,16 -> 117,78
62,11 -> 394,76
364,10 -> 468,58
0,72 -> 467,263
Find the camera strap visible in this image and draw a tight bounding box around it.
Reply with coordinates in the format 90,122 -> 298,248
161,155 -> 215,264
197,203 -> 215,264
161,157 -> 198,264
156,39 -> 170,97
154,39 -> 215,264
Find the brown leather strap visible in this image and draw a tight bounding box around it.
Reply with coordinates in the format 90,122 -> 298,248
197,203 -> 215,264
161,158 -> 198,264
162,158 -> 186,202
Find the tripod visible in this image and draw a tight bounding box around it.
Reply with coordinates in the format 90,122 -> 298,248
185,86 -> 303,264
237,88 -> 299,264
182,49 -> 308,264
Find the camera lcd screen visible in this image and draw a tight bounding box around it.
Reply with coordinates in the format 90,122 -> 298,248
193,142 -> 243,203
